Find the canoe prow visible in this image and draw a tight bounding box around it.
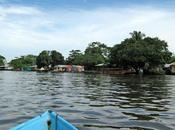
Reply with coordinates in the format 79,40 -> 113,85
10,110 -> 78,130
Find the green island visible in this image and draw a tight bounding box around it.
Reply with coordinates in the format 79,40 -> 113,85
1,31 -> 175,75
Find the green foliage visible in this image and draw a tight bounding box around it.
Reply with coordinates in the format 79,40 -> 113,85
169,54 -> 175,63
82,53 -> 105,68
129,31 -> 145,41
36,50 -> 64,68
110,31 -> 172,71
66,50 -> 84,65
36,51 -> 51,68
0,55 -> 5,66
10,55 -> 36,69
51,50 -> 64,67
66,42 -> 110,68
83,42 -> 110,68
7,31 -> 173,73
143,37 -> 172,65
85,42 -> 110,61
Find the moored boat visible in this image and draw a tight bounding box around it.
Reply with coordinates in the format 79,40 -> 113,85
10,110 -> 78,130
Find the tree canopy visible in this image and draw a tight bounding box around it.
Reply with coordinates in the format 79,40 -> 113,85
66,42 -> 110,68
169,54 -> 175,63
36,51 -> 51,68
36,50 -> 64,68
110,31 -> 172,72
85,42 -> 110,60
51,50 -> 64,67
83,42 -> 110,68
6,31 -> 173,73
66,50 -> 84,65
0,55 -> 5,66
10,55 -> 36,69
129,31 -> 145,41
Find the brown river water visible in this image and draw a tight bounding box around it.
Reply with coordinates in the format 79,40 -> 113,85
0,71 -> 175,130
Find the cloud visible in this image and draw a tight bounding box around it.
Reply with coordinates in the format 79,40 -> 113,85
0,6 -> 42,15
0,5 -> 174,61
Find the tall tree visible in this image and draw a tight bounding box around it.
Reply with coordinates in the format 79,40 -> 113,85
66,50 -> 83,65
36,51 -> 51,68
83,42 -> 110,68
50,50 -> 64,67
36,50 -> 64,68
10,55 -> 36,69
83,53 -> 105,68
110,31 -> 172,72
85,42 -> 110,60
130,31 -> 145,41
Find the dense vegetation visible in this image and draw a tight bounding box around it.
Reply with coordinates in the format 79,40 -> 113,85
65,42 -> 110,69
10,55 -> 36,69
0,55 -> 5,66
110,31 -> 172,72
2,31 -> 174,73
83,42 -> 111,69
66,50 -> 84,65
36,50 -> 64,68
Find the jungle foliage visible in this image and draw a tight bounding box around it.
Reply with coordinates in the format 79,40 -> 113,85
110,31 -> 172,71
10,55 -> 36,69
36,50 -> 64,68
0,55 -> 5,66
7,31 -> 174,72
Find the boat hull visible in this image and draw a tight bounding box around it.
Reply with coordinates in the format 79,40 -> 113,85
10,110 -> 78,130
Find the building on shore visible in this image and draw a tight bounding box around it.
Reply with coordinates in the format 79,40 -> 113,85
53,65 -> 84,73
164,62 -> 175,74
53,65 -> 67,72
0,63 -> 13,71
170,63 -> 175,74
0,66 -> 5,70
72,65 -> 84,72
92,63 -> 136,75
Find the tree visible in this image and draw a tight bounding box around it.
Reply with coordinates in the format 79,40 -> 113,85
169,54 -> 175,63
66,50 -> 84,65
10,55 -> 36,69
36,50 -> 64,68
83,42 -> 110,68
85,42 -> 110,60
143,37 -> 171,66
110,31 -> 172,73
129,31 -> 145,41
23,55 -> 36,66
0,55 -> 5,66
50,50 -> 64,67
82,53 -> 105,68
36,51 -> 51,68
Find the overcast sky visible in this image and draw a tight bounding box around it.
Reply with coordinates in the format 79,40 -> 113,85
0,0 -> 175,61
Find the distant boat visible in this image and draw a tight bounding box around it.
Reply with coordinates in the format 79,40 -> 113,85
10,110 -> 78,130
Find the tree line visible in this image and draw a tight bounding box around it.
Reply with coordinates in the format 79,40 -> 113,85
0,55 -> 5,66
0,31 -> 174,72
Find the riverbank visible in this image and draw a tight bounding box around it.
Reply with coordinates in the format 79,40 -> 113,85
84,68 -> 136,75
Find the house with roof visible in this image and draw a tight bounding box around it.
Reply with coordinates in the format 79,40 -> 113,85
164,62 -> 175,74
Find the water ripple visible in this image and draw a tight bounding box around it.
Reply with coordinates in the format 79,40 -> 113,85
0,71 -> 174,130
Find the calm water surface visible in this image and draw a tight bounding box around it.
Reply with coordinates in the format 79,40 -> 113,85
0,71 -> 175,130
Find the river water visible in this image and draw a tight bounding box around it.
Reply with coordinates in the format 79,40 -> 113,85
0,71 -> 175,130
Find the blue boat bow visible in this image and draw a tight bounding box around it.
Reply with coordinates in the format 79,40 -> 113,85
10,110 -> 78,130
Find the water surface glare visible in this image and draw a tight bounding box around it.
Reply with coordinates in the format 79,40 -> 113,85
0,71 -> 175,130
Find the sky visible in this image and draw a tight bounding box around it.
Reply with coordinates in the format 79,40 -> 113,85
0,0 -> 175,61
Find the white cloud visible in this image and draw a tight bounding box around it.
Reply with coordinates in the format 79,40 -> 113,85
0,5 -> 174,61
0,6 -> 42,15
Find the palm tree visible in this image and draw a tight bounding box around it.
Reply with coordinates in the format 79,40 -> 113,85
130,31 -> 145,41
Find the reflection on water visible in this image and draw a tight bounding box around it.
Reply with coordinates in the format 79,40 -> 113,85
0,71 -> 175,130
